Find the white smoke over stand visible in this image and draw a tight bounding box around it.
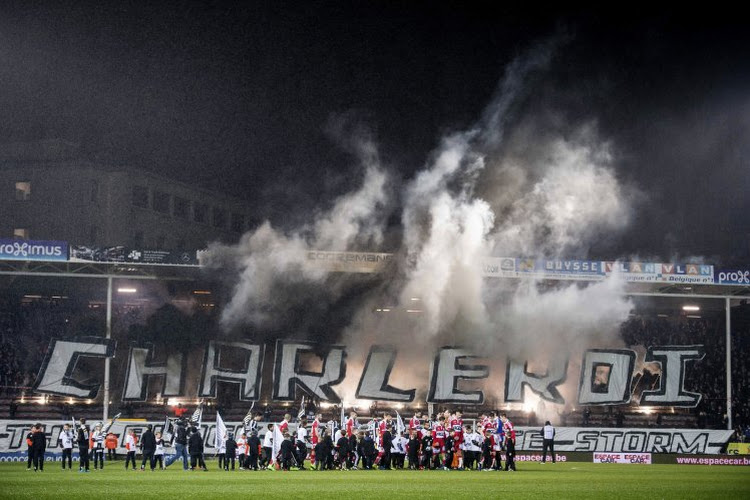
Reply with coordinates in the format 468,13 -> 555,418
211,35 -> 637,416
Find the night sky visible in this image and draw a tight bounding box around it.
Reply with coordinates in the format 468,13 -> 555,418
1,3 -> 749,264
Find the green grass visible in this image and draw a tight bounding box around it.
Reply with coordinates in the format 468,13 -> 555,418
1,461 -> 749,499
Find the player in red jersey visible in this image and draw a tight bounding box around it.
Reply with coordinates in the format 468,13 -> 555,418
345,411 -> 357,437
310,413 -> 322,467
278,413 -> 291,435
431,415 -> 448,469
408,410 -> 423,433
449,409 -> 464,469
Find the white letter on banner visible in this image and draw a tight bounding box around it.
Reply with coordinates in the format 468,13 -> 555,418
504,358 -> 568,404
640,346 -> 705,407
355,345 -> 416,402
427,347 -> 489,404
33,337 -> 115,398
578,349 -> 636,405
272,340 -> 345,402
198,341 -> 264,401
122,345 -> 184,401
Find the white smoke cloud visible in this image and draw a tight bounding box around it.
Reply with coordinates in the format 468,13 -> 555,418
206,136 -> 390,330
214,34 -> 637,408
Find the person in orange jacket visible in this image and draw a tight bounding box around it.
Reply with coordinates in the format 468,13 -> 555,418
105,432 -> 118,461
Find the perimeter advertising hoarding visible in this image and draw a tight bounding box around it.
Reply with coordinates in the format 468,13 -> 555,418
0,421 -> 733,459
0,239 -> 68,262
593,452 -> 652,464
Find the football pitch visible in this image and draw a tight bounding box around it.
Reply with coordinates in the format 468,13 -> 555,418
1,462 -> 749,499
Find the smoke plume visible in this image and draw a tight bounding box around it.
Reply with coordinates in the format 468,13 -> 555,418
213,34 -> 637,409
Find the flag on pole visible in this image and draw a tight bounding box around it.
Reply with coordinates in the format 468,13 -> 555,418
161,415 -> 174,443
215,411 -> 227,449
340,404 -> 345,430
101,412 -> 121,435
270,424 -> 284,466
395,411 -> 405,436
189,403 -> 203,428
297,396 -> 306,420
242,402 -> 255,427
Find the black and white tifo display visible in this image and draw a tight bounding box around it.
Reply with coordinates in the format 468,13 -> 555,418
35,338 -> 706,407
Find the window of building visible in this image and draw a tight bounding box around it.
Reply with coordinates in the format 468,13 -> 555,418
90,180 -> 99,203
194,203 -> 208,224
153,190 -> 171,214
174,196 -> 189,219
231,213 -> 245,233
132,185 -> 149,208
213,207 -> 226,229
134,230 -> 144,248
15,182 -> 31,200
13,228 -> 29,239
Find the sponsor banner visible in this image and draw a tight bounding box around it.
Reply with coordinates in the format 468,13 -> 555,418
482,259 -> 715,284
515,427 -> 733,454
0,239 -> 68,262
593,452 -> 652,464
511,453 -> 569,463
305,251 -> 393,273
672,455 -> 750,466
603,262 -> 714,284
0,419 -> 279,458
727,443 -> 750,455
70,245 -> 198,265
715,269 -> 750,286
0,421 -> 733,458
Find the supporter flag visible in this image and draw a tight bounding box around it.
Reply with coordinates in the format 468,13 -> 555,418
101,412 -> 121,435
297,396 -> 306,420
395,411 -> 405,436
161,415 -> 174,443
340,404 -> 345,430
270,424 -> 284,466
242,402 -> 255,428
189,403 -> 203,428
215,411 -> 227,450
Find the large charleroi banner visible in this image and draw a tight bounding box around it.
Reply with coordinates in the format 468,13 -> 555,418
33,338 -> 708,407
0,420 -> 732,460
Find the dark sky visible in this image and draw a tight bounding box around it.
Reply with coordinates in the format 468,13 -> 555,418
1,3 -> 749,264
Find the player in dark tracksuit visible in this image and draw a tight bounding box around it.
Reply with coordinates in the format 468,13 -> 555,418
407,431 -> 420,470
360,432 -> 376,469
420,433 -> 432,469
31,424 -> 46,471
380,429 -> 392,470
444,433 -> 455,470
25,429 -> 34,470
279,434 -> 295,471
336,434 -> 349,470
347,433 -> 358,469
224,434 -> 237,470
77,419 -> 91,472
247,432 -> 261,470
188,427 -> 207,470
140,425 -> 156,471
